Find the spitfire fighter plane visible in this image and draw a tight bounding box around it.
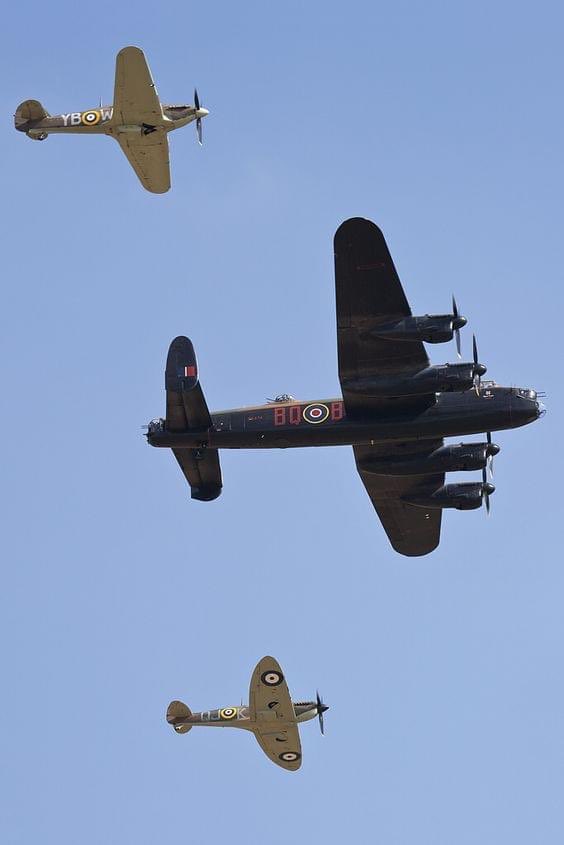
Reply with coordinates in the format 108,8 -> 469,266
14,46 -> 208,193
147,218 -> 544,556
166,656 -> 328,771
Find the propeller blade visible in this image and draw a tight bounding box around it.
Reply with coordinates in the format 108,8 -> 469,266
471,334 -> 487,395
194,88 -> 200,112
451,295 -> 467,358
482,467 -> 494,516
196,117 -> 202,145
486,431 -> 497,477
316,690 -> 326,735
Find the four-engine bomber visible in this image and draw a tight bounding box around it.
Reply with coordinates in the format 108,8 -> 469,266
147,218 -> 544,556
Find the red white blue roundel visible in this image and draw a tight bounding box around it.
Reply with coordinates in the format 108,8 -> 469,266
303,403 -> 329,424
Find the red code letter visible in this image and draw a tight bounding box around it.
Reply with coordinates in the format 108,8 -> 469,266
274,407 -> 286,426
289,406 -> 301,425
331,401 -> 344,421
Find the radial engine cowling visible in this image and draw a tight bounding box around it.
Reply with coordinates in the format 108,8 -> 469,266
360,441 -> 499,476
402,481 -> 494,510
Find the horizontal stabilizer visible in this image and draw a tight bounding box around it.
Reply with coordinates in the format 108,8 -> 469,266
164,336 -> 223,499
15,99 -> 49,130
167,700 -> 193,734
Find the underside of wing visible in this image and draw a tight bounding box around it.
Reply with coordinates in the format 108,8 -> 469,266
113,46 -> 163,125
115,132 -> 170,193
172,448 -> 222,501
354,441 -> 444,556
250,655 -> 302,770
249,657 -> 295,723
253,723 -> 302,771
334,218 -> 432,415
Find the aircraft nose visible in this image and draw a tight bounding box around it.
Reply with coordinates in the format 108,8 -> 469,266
536,401 -> 546,418
197,107 -> 209,117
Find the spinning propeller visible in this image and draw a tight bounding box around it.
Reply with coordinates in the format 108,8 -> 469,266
472,335 -> 487,395
451,295 -> 467,358
481,467 -> 495,514
194,88 -> 205,145
485,431 -> 500,477
316,690 -> 329,735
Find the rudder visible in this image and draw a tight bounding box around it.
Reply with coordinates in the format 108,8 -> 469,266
166,700 -> 193,734
15,99 -> 50,131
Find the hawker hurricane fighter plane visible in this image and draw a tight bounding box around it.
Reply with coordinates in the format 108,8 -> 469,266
14,46 -> 208,193
166,656 -> 328,771
147,218 -> 544,556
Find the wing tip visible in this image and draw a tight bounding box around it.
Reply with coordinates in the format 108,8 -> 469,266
334,216 -> 385,244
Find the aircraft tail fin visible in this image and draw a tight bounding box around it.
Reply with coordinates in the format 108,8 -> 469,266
15,99 -> 50,131
166,700 -> 193,734
165,336 -> 223,501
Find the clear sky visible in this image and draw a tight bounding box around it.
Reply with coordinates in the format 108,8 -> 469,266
2,2 -> 563,843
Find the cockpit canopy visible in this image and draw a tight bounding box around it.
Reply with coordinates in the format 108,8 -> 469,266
267,394 -> 296,403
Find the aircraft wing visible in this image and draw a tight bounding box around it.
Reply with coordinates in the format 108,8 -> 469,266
113,46 -> 163,125
334,217 -> 433,414
249,656 -> 302,770
114,132 -> 170,193
353,440 -> 443,556
253,724 -> 302,771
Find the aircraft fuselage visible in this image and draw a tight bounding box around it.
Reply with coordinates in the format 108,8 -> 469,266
171,702 -> 318,731
16,104 -> 198,138
147,385 -> 542,451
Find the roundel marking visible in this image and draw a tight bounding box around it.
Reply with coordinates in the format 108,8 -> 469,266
261,670 -> 284,687
219,707 -> 237,720
81,110 -> 101,126
279,751 -> 301,762
303,403 -> 330,424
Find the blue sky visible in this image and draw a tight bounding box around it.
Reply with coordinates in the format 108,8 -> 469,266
2,2 -> 563,843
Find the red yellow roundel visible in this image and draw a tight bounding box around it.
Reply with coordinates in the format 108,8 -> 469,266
220,707 -> 237,720
81,110 -> 101,126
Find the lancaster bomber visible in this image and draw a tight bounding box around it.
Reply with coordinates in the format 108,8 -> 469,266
166,656 -> 327,771
147,218 -> 544,556
14,46 -> 208,193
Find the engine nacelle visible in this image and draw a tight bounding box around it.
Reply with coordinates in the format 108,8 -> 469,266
366,314 -> 465,344
360,441 -> 498,476
345,363 -> 476,397
403,481 -> 494,510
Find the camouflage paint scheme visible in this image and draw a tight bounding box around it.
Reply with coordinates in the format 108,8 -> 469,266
167,657 -> 328,771
14,46 -> 208,193
147,219 -> 543,555
14,102 -> 201,137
